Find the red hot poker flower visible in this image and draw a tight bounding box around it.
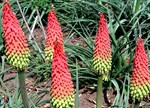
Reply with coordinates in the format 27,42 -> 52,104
2,3 -> 30,71
45,8 -> 64,61
93,13 -> 112,81
130,37 -> 150,100
50,42 -> 74,108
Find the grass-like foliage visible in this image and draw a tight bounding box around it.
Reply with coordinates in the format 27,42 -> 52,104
0,0 -> 150,107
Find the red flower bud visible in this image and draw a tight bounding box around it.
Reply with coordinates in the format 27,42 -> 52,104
130,37 -> 150,100
93,13 -> 112,81
50,42 -> 75,108
45,8 -> 64,61
2,3 -> 30,70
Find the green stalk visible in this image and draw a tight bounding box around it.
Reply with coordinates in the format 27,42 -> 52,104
134,100 -> 140,108
133,0 -> 141,14
75,60 -> 79,108
18,71 -> 30,108
96,75 -> 103,108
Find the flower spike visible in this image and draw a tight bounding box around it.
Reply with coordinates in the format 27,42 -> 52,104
50,42 -> 75,108
93,13 -> 112,81
130,37 -> 150,101
45,8 -> 64,61
2,3 -> 30,71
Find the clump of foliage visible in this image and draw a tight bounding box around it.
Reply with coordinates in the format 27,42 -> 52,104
0,0 -> 150,107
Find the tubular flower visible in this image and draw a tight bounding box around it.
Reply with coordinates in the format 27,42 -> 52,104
50,42 -> 74,108
130,37 -> 150,101
45,8 -> 64,61
2,3 -> 30,71
93,13 -> 112,81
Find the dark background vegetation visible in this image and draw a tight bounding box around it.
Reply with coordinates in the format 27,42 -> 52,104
0,0 -> 150,107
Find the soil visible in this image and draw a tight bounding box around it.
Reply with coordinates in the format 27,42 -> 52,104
2,71 -> 150,108
1,70 -> 115,108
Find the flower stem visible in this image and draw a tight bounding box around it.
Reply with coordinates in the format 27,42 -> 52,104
134,100 -> 140,108
96,75 -> 103,108
75,59 -> 79,108
18,71 -> 30,108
